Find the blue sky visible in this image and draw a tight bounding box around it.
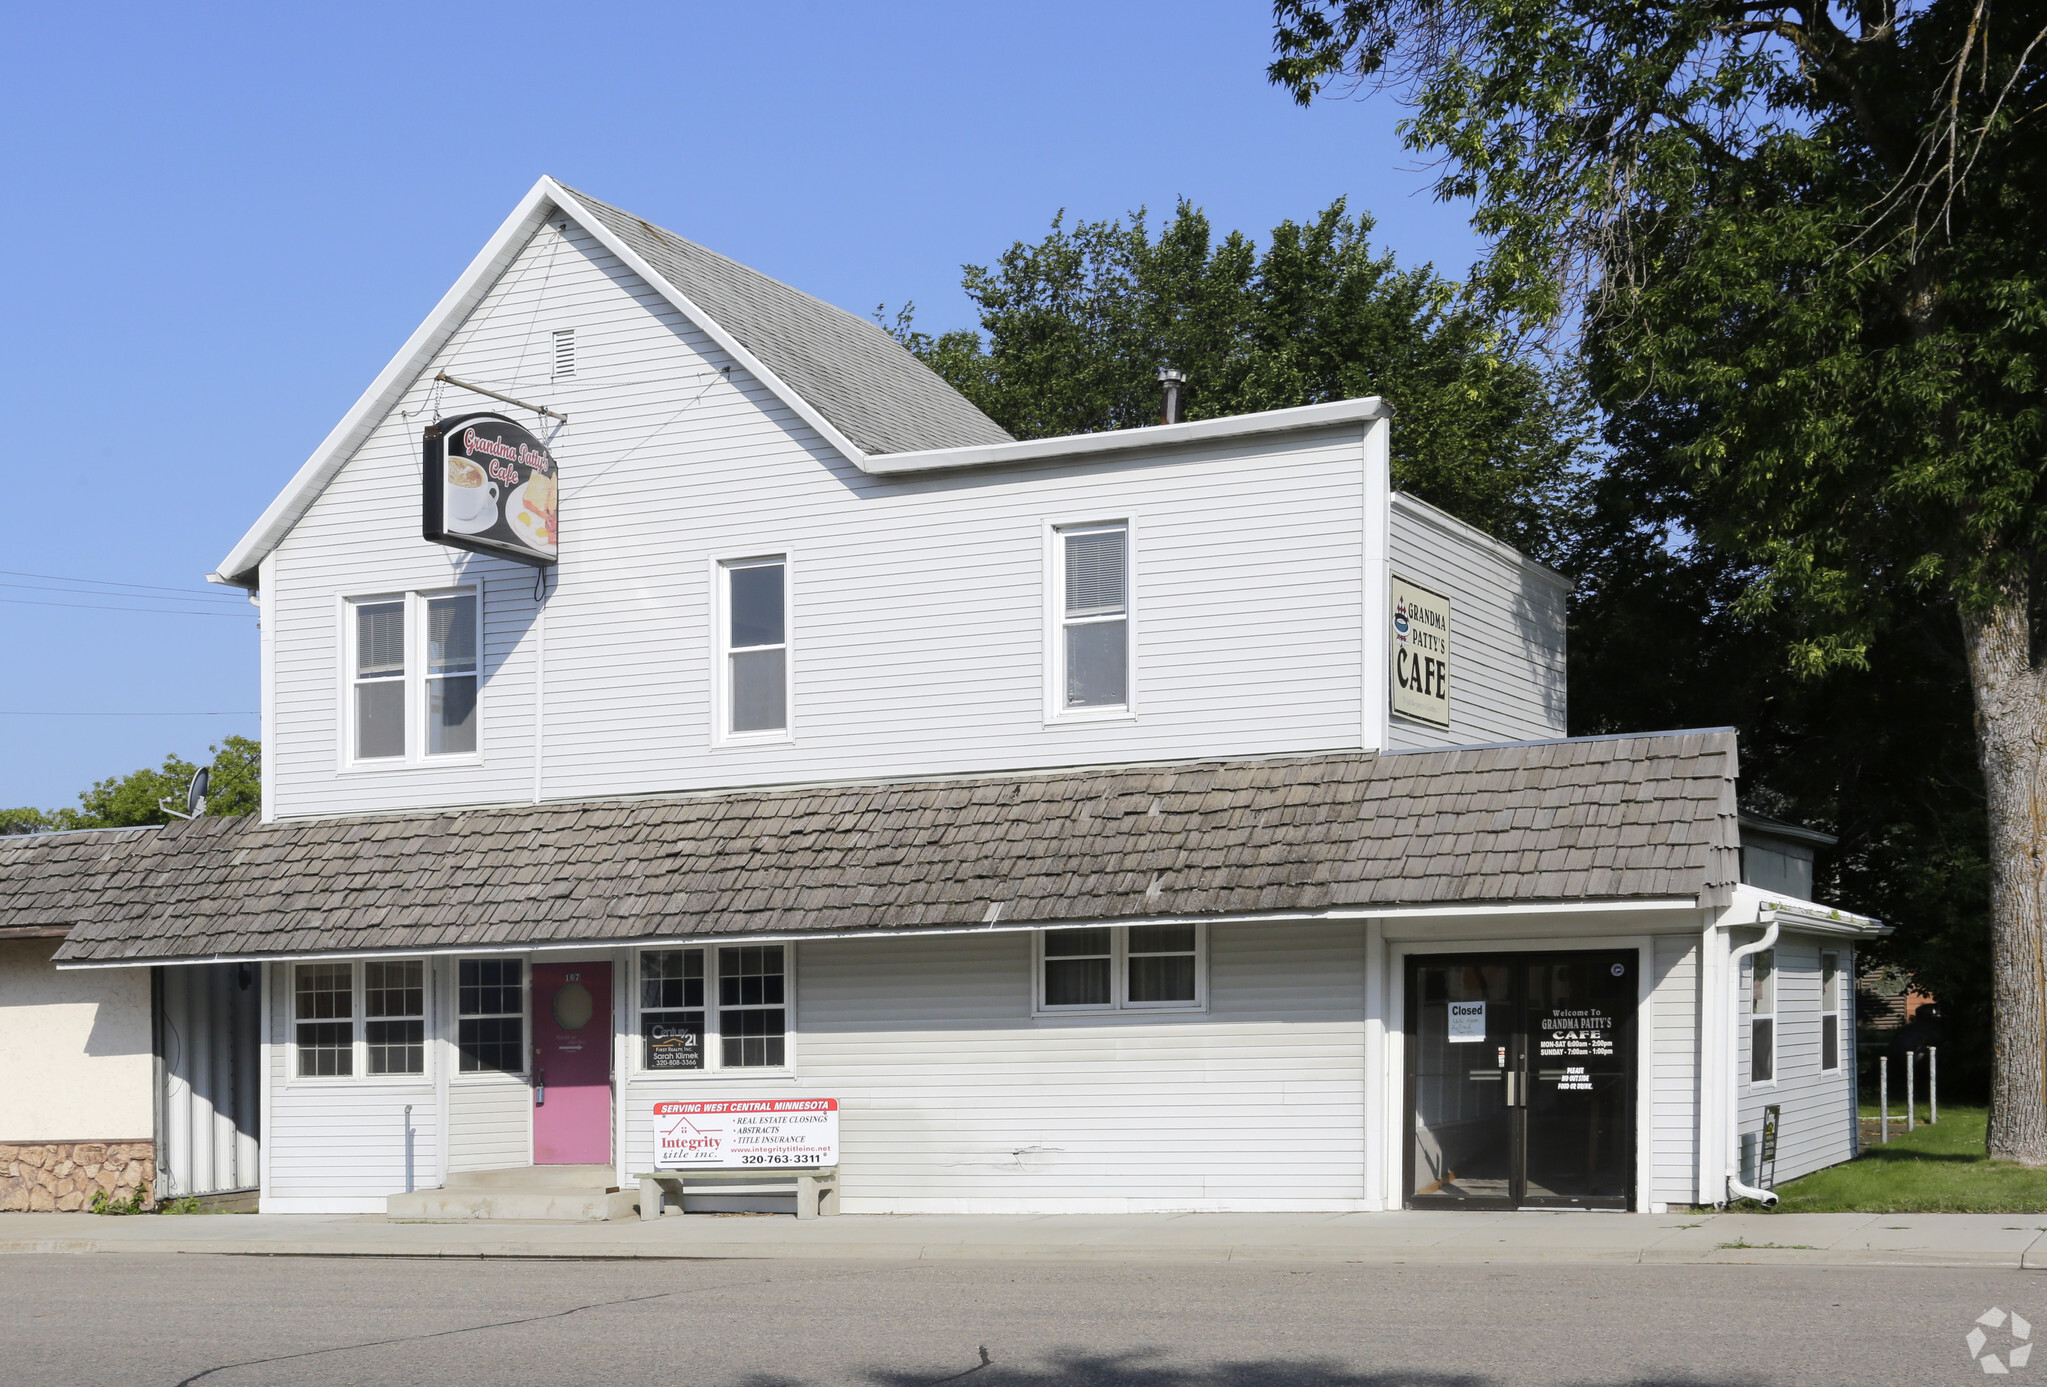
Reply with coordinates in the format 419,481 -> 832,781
1,1 -> 1482,812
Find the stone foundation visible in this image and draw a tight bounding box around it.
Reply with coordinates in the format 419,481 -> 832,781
0,1141 -> 154,1212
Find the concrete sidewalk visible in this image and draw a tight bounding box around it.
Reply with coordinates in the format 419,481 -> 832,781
5,1209 -> 2047,1267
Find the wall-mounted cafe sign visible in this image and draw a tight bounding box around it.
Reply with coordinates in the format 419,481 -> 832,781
422,412 -> 558,566
1390,574 -> 1451,728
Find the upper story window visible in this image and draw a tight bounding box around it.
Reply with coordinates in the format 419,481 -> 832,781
347,588 -> 479,764
1749,949 -> 1776,1084
1056,523 -> 1129,713
721,558 -> 788,738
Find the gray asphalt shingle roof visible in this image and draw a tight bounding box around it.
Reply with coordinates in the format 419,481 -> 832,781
17,732 -> 1739,966
559,184 -> 1014,457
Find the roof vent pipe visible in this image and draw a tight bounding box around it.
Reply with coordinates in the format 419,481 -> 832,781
1158,367 -> 1187,425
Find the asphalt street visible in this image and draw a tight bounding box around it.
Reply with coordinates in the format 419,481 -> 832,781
4,1255 -> 2038,1386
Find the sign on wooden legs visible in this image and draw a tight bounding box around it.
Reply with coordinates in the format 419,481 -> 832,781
652,1097 -> 839,1168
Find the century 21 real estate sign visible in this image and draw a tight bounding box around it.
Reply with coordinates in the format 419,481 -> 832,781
1391,575 -> 1451,728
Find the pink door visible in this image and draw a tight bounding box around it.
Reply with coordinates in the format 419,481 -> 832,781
531,963 -> 613,1165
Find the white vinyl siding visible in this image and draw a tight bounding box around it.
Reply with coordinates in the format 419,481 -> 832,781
1650,934 -> 1700,1205
263,217 -> 1397,819
1736,934 -> 1856,1184
1386,493 -> 1568,749
263,963 -> 437,1213
620,921 -> 1368,1213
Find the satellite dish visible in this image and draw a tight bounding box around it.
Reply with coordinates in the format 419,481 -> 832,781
159,766 -> 211,822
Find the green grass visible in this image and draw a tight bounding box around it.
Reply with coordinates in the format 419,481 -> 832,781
1769,1106 -> 2047,1213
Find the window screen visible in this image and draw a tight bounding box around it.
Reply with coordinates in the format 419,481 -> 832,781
354,601 -> 405,759
725,560 -> 787,734
1043,927 -> 1113,1006
1060,526 -> 1127,709
427,594 -> 478,756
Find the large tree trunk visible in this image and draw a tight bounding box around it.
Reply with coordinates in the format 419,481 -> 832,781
1961,585 -> 2047,1164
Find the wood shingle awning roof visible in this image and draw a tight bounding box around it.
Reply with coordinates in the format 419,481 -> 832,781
10,731 -> 1740,967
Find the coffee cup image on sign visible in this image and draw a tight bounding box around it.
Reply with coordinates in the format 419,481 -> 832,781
445,459 -> 500,532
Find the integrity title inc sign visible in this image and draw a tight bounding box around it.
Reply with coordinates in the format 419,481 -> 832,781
652,1097 -> 840,1169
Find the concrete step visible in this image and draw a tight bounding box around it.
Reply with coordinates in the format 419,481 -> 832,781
441,1164 -> 615,1192
386,1187 -> 639,1222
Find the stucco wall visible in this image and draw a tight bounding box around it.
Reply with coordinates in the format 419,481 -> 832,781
0,940 -> 153,1140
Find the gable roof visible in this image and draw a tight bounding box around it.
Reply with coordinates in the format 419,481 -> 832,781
26,731 -> 1746,967
213,176 -> 1010,586
556,184 -> 1010,457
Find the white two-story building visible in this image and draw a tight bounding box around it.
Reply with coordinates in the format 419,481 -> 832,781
2,178 -> 1880,1218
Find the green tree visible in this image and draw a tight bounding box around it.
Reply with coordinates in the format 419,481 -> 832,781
1272,0 -> 2047,1156
2,736 -> 260,831
888,199 -> 1589,559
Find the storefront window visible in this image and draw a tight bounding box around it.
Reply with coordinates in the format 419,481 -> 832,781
719,946 -> 786,1067
641,949 -> 705,1070
635,945 -> 788,1071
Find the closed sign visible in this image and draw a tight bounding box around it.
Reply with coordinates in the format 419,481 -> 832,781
1391,576 -> 1451,728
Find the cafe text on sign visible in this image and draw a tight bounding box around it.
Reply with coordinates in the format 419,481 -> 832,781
651,1097 -> 839,1169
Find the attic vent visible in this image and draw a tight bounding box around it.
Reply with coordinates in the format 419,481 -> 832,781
552,329 -> 576,380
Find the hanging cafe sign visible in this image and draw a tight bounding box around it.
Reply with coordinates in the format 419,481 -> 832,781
422,412 -> 559,565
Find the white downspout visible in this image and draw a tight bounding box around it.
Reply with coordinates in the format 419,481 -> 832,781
1725,913 -> 1781,1206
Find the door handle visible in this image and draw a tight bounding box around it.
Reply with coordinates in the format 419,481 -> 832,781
1505,1071 -> 1525,1107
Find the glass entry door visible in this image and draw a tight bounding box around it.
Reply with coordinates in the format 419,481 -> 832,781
1404,952 -> 1637,1210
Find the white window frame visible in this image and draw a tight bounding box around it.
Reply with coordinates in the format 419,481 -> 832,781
713,555 -> 794,745
289,959 -> 433,1085
453,955 -> 529,1081
1748,948 -> 1777,1086
1820,950 -> 1843,1073
338,584 -> 484,770
1033,923 -> 1206,1017
629,944 -> 797,1075
1045,518 -> 1138,724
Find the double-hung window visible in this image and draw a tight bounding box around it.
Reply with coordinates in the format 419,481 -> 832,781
347,588 -> 480,763
636,945 -> 787,1070
1057,523 -> 1129,712
353,601 -> 406,759
1749,949 -> 1776,1084
294,960 -> 427,1079
1820,951 -> 1843,1072
1038,924 -> 1203,1013
721,558 -> 788,736
458,958 -> 525,1074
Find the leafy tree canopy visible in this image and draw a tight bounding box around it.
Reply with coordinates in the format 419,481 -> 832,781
887,198 -> 1590,559
1,735 -> 260,832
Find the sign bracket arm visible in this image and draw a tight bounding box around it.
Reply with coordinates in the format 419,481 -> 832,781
434,371 -> 568,423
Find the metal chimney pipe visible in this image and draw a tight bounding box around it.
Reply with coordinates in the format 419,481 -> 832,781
1157,367 -> 1187,425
